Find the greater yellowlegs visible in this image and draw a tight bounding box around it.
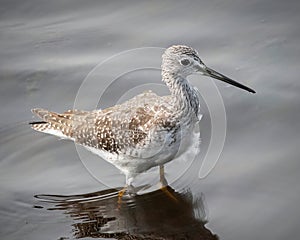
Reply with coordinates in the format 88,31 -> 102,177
31,45 -> 255,190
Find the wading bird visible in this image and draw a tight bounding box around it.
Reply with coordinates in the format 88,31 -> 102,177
31,45 -> 255,194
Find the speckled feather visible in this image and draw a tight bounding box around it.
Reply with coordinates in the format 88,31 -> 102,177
31,91 -> 181,156
31,45 -> 202,178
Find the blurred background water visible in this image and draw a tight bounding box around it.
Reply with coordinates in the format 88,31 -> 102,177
1,0 -> 300,239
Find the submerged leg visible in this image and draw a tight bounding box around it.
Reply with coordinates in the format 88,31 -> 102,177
118,174 -> 135,200
159,165 -> 178,202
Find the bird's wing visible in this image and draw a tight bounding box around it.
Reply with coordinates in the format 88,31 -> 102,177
31,91 -> 175,155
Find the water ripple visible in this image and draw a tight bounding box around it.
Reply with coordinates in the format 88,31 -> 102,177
35,187 -> 217,239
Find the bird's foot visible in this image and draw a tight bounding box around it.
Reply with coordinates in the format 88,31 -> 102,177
117,185 -> 136,208
118,188 -> 126,199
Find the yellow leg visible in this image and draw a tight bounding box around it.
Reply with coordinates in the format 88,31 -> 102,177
117,182 -> 135,208
159,165 -> 168,187
117,186 -> 127,208
159,165 -> 178,202
118,187 -> 126,198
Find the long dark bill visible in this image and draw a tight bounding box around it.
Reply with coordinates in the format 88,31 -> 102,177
206,67 -> 256,93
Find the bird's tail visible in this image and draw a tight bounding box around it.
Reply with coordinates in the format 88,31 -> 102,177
30,108 -> 74,139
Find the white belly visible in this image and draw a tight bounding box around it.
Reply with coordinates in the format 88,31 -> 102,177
83,118 -> 200,175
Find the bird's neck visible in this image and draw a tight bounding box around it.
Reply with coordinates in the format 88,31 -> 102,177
162,69 -> 200,116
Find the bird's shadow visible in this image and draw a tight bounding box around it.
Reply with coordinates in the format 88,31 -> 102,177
34,186 -> 218,239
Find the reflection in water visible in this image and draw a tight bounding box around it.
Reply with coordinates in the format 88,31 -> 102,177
35,186 -> 218,239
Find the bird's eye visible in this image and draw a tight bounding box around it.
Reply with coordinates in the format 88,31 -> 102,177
180,59 -> 190,66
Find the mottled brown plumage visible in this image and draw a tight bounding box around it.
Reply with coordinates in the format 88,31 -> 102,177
31,45 -> 254,187
31,91 -> 178,156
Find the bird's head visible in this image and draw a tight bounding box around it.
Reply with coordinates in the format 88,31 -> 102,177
162,45 -> 255,93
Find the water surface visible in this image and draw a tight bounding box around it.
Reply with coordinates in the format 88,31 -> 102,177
1,1 -> 300,239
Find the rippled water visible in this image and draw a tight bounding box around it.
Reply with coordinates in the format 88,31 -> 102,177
0,124 -> 212,239
35,187 -> 212,239
1,1 -> 300,239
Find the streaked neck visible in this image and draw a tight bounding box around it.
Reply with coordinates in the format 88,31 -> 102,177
162,69 -> 200,116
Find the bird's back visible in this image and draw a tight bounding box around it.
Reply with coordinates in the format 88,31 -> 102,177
31,91 -> 181,162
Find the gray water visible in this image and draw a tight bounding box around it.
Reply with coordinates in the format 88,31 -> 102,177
1,0 -> 300,239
